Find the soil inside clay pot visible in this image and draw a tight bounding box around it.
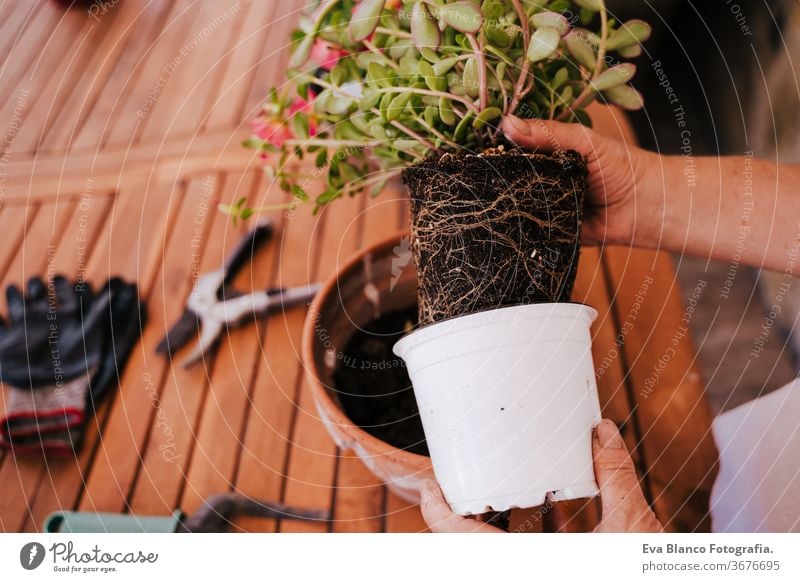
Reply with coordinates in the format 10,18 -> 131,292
332,306 -> 429,457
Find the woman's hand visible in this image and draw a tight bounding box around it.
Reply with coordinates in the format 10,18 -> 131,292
420,419 -> 663,533
501,115 -> 662,249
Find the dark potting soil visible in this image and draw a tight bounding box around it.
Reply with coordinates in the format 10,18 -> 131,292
402,145 -> 588,325
332,306 -> 429,457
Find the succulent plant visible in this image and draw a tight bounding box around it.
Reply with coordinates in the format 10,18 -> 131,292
227,0 -> 650,217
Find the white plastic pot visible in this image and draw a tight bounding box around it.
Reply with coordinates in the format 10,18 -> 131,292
393,303 -> 602,515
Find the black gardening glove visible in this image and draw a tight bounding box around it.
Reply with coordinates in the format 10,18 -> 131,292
0,277 -> 145,454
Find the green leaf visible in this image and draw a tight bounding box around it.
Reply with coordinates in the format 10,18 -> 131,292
288,34 -> 314,69
367,62 -> 389,87
617,43 -> 642,58
552,66 -> 569,90
439,96 -> 457,125
394,139 -> 420,150
349,0 -> 386,42
379,91 -> 394,119
481,0 -> 505,21
424,105 -> 438,126
368,179 -> 388,198
591,63 -> 636,91
606,20 -> 652,51
290,113 -> 309,141
291,184 -> 310,202
602,84 -> 644,110
420,47 -> 440,63
399,54 -> 420,77
453,110 -> 474,141
526,26 -> 560,62
359,86 -> 382,111
463,57 -> 480,97
326,94 -> 355,115
485,25 -> 510,47
432,56 -> 459,76
564,30 -> 596,69
387,92 -> 411,120
472,106 -> 501,129
439,1 -> 483,34
530,11 -> 570,35
411,1 -> 440,51
573,0 -> 602,11
315,149 -> 328,168
559,84 -> 573,105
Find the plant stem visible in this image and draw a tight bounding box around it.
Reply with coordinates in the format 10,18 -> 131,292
414,114 -> 461,150
506,0 -> 531,116
283,138 -> 373,148
375,26 -> 412,39
337,170 -> 402,196
557,1 -> 608,121
369,107 -> 438,151
363,38 -> 400,71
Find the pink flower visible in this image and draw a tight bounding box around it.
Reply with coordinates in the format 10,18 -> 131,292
310,40 -> 347,69
249,97 -> 317,148
249,117 -> 293,147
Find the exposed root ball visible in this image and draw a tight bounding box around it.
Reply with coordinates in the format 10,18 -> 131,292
402,147 -> 588,326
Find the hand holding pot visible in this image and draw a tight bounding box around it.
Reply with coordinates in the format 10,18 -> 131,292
501,115 -> 659,249
420,420 -> 663,533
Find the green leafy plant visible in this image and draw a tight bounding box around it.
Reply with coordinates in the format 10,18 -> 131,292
229,0 -> 649,216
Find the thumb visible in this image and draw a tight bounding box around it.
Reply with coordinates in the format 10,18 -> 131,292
419,480 -> 505,533
592,419 -> 649,520
501,115 -> 598,159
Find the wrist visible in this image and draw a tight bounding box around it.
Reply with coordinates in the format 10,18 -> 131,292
628,151 -> 682,251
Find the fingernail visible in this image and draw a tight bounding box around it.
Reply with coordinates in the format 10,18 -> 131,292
504,115 -> 530,136
596,419 -> 623,449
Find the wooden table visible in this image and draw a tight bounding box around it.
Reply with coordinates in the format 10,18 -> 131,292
0,0 -> 718,533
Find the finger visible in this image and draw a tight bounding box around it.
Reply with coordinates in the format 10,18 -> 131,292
419,480 -> 504,533
6,284 -> 25,324
592,419 -> 650,522
502,115 -> 597,158
26,277 -> 47,302
53,276 -> 76,309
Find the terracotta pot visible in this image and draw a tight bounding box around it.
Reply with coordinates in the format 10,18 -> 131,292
302,231 -> 434,502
